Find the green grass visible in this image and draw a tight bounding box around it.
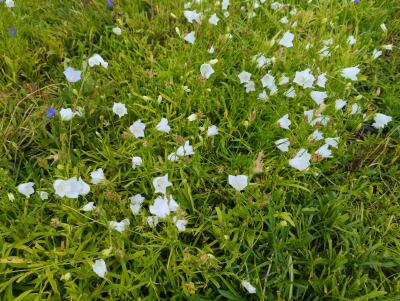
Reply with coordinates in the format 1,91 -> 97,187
0,0 -> 399,300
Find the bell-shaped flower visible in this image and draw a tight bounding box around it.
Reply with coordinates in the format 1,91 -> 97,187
108,219 -> 130,233
310,91 -> 328,105
241,280 -> 256,294
130,194 -> 145,215
90,168 -> 105,184
335,99 -> 347,110
92,259 -> 107,278
183,10 -> 201,24
238,71 -> 252,84
88,54 -> 108,69
113,102 -> 128,118
279,30 -> 294,48
132,156 -> 143,169
153,174 -> 172,195
341,66 -> 360,81
275,138 -> 290,152
64,67 -> 82,83
200,63 -> 215,79
129,120 -> 145,138
289,149 -> 311,171
184,31 -> 195,44
315,144 -> 332,158
81,202 -> 95,212
209,13 -> 219,25
372,113 -> 392,129
277,114 -> 291,130
207,125 -> 218,137
228,175 -> 248,191
156,118 -> 171,133
293,69 -> 315,89
17,182 -> 35,197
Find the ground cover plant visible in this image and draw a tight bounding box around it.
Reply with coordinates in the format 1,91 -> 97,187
0,0 -> 399,300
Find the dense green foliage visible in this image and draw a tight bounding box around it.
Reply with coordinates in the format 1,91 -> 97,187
0,0 -> 399,300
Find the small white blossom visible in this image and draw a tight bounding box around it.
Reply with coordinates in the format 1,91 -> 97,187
279,75 -> 290,85
293,69 -> 315,89
112,27 -> 122,35
147,216 -> 159,227
209,13 -> 219,25
261,74 -> 277,93
347,35 -> 356,45
53,177 -> 90,199
173,217 -> 188,232
130,194 -> 145,215
184,31 -> 195,44
156,118 -> 171,133
88,54 -> 108,69
39,191 -> 49,200
335,99 -> 347,110
310,91 -> 328,105
207,125 -> 218,136
325,137 -> 339,148
315,144 -> 332,158
200,63 -> 214,79
238,71 -> 252,84
304,110 -> 314,122
244,80 -> 256,93
81,202 -> 96,212
277,114 -> 291,130
60,108 -> 75,121
228,175 -> 248,192
284,86 -> 296,98
309,130 -> 324,142
64,67 -> 82,83
92,259 -> 107,278
129,120 -> 146,138
289,149 -> 311,171
316,73 -> 327,88
341,66 -> 360,81
112,102 -> 128,118
372,113 -> 392,129
91,168 -> 105,184
17,182 -> 35,197
183,10 -> 201,24
279,31 -> 294,48
5,0 -> 15,8
275,138 -> 290,152
132,156 -> 143,169
350,103 -> 360,115
372,49 -> 382,60
241,280 -> 256,294
108,219 -> 130,233
176,141 -> 194,156
258,90 -> 268,101
153,174 -> 172,195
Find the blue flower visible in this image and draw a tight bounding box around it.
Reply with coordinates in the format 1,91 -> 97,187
106,0 -> 113,8
46,107 -> 57,118
8,26 -> 16,38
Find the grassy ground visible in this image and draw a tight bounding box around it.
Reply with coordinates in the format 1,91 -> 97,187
0,0 -> 399,300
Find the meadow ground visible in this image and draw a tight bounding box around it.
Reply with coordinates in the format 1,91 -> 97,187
0,0 -> 399,300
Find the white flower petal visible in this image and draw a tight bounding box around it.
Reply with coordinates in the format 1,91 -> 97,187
17,182 -> 35,197
153,174 -> 172,195
228,175 -> 248,192
279,30 -> 294,48
129,120 -> 146,138
92,259 -> 107,278
289,149 -> 311,171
